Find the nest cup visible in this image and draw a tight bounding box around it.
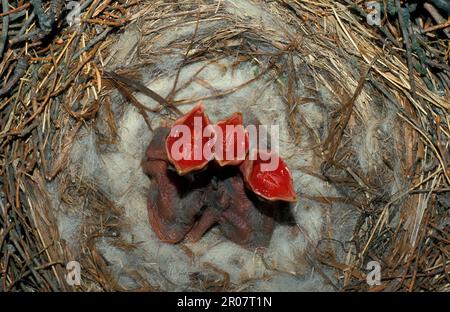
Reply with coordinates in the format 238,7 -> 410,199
1,0 -> 449,292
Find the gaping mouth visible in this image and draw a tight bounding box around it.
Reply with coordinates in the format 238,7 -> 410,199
143,103 -> 297,248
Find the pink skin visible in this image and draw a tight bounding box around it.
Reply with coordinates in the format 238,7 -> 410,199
143,126 -> 276,248
143,127 -> 207,243
216,175 -> 274,248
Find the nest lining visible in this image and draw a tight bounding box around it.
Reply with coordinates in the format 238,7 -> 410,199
0,0 -> 449,292
62,0 -> 405,291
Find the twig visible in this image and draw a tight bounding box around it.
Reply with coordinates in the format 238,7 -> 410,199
103,71 -> 182,117
396,0 -> 417,100
0,3 -> 30,17
71,27 -> 111,61
83,17 -> 126,27
424,2 -> 450,38
424,20 -> 450,33
17,11 -> 35,37
0,0 -> 10,58
0,57 -> 28,97
341,0 -> 401,48
323,55 -> 379,160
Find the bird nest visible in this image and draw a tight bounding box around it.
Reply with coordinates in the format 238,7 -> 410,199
0,0 -> 449,292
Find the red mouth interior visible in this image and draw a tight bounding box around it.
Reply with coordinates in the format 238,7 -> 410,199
215,113 -> 249,166
244,150 -> 297,202
165,103 -> 214,175
165,103 -> 296,202
146,105 -> 297,249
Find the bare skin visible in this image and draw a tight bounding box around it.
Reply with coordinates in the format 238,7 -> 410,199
143,126 -> 276,248
143,127 -> 207,243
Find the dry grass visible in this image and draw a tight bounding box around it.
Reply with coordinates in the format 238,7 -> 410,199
0,0 -> 449,291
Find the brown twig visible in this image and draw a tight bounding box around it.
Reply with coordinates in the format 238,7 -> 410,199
424,2 -> 450,38
0,2 -> 30,17
396,0 -> 417,100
